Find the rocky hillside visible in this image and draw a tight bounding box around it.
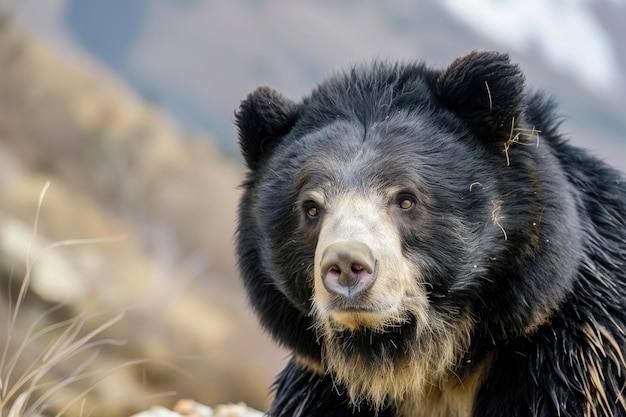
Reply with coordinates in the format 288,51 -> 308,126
7,0 -> 625,168
0,20 -> 282,417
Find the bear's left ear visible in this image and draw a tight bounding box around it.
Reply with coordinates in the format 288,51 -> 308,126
235,86 -> 301,170
436,51 -> 525,141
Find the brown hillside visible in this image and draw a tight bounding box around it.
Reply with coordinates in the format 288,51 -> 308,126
0,21 -> 282,417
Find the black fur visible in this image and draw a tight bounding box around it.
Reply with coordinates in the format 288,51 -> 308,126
235,51 -> 626,416
235,86 -> 301,170
437,51 -> 525,140
269,359 -> 397,417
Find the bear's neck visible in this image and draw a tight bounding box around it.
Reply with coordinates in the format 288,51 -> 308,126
394,356 -> 492,417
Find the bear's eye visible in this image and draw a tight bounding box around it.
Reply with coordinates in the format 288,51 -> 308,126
303,201 -> 321,218
397,193 -> 417,211
399,199 -> 413,210
307,206 -> 319,217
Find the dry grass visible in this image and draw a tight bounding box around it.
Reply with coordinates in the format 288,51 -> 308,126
491,200 -> 508,241
485,81 -> 493,112
468,182 -> 482,192
0,182 -> 137,417
503,118 -> 541,166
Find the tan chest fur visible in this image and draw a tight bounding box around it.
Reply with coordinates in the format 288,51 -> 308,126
395,358 -> 492,417
296,352 -> 491,417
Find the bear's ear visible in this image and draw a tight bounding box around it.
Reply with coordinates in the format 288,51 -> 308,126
235,86 -> 300,170
436,51 -> 525,141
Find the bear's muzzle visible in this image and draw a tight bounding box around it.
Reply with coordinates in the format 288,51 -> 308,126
320,241 -> 378,299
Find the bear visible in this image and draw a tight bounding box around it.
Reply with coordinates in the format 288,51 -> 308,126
234,50 -> 626,417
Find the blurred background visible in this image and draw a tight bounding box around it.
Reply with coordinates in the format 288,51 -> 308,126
0,0 -> 624,416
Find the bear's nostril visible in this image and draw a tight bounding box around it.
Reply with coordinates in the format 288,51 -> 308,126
326,264 -> 366,277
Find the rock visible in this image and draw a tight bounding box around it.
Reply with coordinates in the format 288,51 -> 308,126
130,400 -> 264,417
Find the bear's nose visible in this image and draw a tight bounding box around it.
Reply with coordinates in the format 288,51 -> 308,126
320,241 -> 378,299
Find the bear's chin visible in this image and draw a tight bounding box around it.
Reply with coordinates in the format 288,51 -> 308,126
317,313 -> 418,407
316,309 -> 475,409
327,312 -> 418,358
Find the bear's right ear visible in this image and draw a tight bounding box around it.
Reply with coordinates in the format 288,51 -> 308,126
235,86 -> 300,170
435,51 -> 525,142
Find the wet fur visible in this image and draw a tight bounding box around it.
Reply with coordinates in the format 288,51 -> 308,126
235,51 -> 626,416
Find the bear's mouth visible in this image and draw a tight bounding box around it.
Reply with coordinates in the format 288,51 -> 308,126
327,301 -> 381,313
325,294 -> 397,313
323,302 -> 410,331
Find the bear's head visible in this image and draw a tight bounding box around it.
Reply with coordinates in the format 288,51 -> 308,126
235,51 -> 582,406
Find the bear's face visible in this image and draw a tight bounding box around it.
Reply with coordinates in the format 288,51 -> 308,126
236,51 -> 582,406
306,126 -> 438,331
252,113 -> 495,404
294,118 -> 481,334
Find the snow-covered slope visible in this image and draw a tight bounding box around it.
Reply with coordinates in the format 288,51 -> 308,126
442,0 -> 624,94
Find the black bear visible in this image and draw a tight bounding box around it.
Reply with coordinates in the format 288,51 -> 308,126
234,51 -> 626,416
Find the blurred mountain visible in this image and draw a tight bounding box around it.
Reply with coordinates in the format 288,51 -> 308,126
4,0 -> 625,169
0,19 -> 283,417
